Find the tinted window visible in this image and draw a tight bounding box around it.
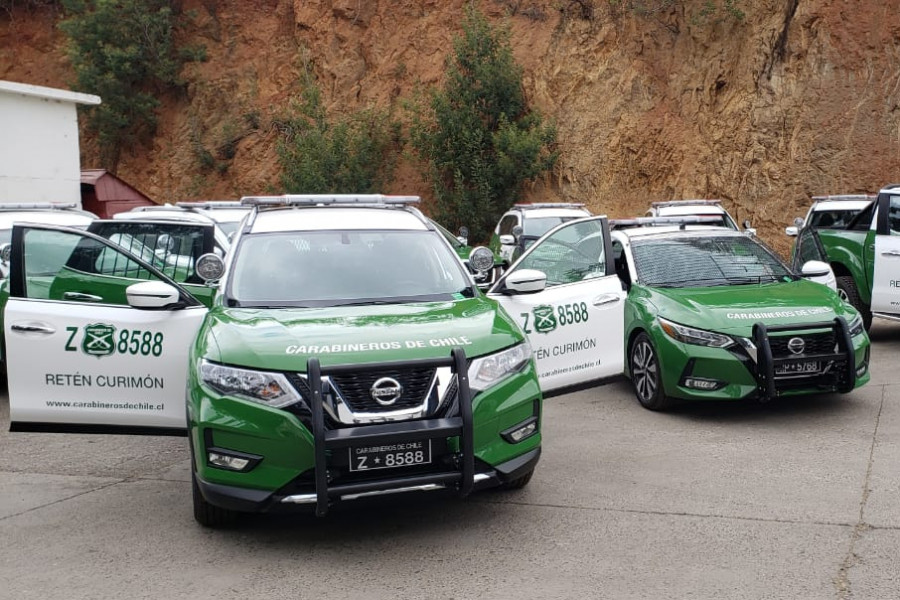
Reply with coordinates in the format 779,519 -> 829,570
889,196 -> 900,234
632,235 -> 793,288
793,227 -> 826,270
498,215 -> 518,236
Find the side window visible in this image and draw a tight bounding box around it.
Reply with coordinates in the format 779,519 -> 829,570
889,196 -> 900,234
19,228 -> 159,305
515,219 -> 607,287
612,239 -> 631,286
498,215 -> 518,236
22,229 -> 82,299
792,227 -> 825,270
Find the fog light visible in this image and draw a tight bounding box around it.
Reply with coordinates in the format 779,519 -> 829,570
207,448 -> 259,472
683,377 -> 724,391
856,362 -> 868,377
501,417 -> 538,443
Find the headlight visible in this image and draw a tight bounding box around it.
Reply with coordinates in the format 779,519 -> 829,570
199,360 -> 302,408
468,342 -> 533,392
848,314 -> 864,337
658,317 -> 734,348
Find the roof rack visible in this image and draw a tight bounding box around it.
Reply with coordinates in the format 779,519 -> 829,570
611,216 -> 725,230
811,195 -> 875,201
241,194 -> 420,207
512,202 -> 585,209
176,201 -> 246,209
0,202 -> 79,211
131,204 -> 188,212
651,199 -> 723,209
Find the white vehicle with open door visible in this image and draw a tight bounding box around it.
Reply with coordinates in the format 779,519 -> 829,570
487,215 -> 626,393
4,223 -> 212,433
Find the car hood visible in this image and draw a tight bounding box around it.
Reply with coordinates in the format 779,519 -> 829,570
201,297 -> 521,371
645,280 -> 855,335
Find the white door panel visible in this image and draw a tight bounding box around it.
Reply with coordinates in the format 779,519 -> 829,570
872,196 -> 900,314
489,216 -> 625,393
872,235 -> 900,313
7,299 -> 206,429
494,275 -> 624,392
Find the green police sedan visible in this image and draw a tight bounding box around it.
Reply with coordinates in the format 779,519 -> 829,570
611,224 -> 870,410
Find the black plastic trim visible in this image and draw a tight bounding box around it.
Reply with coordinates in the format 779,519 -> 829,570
10,422 -> 186,436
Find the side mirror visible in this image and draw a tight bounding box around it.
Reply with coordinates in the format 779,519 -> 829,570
498,234 -> 516,246
196,252 -> 226,283
126,281 -> 182,309
457,226 -> 469,246
800,260 -> 836,291
503,269 -> 547,294
785,226 -> 799,237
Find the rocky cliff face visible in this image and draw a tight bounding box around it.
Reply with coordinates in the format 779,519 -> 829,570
2,0 -> 900,252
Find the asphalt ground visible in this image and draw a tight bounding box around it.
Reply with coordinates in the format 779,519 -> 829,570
0,322 -> 898,600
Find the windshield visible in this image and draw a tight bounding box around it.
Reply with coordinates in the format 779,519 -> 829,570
522,216 -> 583,237
632,235 -> 794,288
216,221 -> 242,237
229,230 -> 474,307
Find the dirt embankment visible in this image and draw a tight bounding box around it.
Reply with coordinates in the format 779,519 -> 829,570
2,0 -> 900,253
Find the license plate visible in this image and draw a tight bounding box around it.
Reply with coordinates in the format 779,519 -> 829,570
775,361 -> 821,375
349,440 -> 432,472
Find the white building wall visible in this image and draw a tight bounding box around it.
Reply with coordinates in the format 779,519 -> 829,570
0,81 -> 100,206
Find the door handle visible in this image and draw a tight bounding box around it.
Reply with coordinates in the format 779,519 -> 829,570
64,292 -> 103,302
11,323 -> 55,335
880,250 -> 900,257
593,293 -> 621,307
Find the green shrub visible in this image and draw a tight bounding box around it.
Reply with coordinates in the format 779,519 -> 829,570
410,3 -> 557,243
59,0 -> 202,171
277,82 -> 401,194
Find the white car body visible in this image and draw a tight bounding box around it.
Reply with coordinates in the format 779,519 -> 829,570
493,203 -> 591,263
785,195 -> 873,237
646,200 -> 746,233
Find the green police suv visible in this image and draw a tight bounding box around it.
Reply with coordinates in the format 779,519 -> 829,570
3,195 -> 541,526
612,223 -> 870,409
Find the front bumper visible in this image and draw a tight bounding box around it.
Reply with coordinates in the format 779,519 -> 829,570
195,446 -> 541,514
188,348 -> 542,516
652,317 -> 870,401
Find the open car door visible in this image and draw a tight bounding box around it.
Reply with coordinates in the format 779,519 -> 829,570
5,224 -> 210,434
488,216 -> 626,394
871,194 -> 900,316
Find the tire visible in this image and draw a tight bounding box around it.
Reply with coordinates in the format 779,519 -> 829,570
836,275 -> 872,331
500,469 -> 534,490
630,332 -> 670,410
192,472 -> 238,528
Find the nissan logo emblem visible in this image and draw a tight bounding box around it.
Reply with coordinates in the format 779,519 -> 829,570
370,377 -> 403,406
787,337 -> 806,355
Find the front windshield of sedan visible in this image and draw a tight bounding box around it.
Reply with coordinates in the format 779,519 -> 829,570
229,230 -> 473,306
631,235 -> 794,288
